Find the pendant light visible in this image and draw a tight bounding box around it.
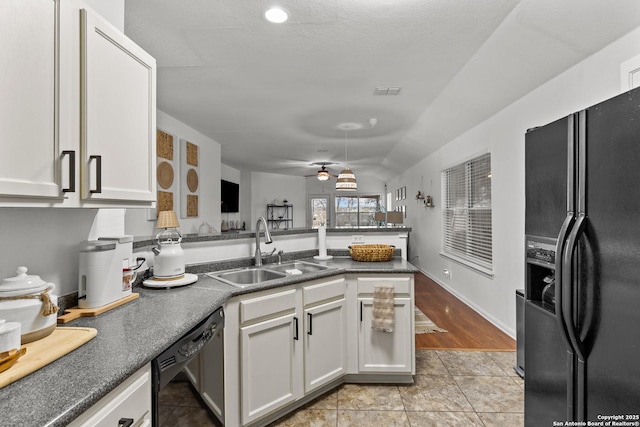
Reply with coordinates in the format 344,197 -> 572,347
336,129 -> 357,191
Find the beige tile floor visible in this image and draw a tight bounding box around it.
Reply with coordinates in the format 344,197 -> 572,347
158,350 -> 524,427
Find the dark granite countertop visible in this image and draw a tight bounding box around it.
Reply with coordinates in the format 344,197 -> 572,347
0,257 -> 416,427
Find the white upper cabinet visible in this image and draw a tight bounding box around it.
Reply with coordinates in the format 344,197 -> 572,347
0,0 -> 60,199
0,0 -> 156,207
80,8 -> 156,202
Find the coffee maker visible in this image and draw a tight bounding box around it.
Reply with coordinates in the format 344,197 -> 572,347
78,235 -> 134,308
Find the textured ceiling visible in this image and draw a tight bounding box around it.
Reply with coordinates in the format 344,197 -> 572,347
124,0 -> 640,182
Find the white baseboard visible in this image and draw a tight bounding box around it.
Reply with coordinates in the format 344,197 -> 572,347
415,266 -> 516,339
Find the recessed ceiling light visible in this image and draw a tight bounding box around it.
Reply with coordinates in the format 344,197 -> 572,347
265,7 -> 289,23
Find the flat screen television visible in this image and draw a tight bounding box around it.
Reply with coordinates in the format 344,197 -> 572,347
221,180 -> 239,213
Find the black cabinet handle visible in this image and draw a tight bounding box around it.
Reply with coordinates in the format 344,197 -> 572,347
89,155 -> 101,193
62,150 -> 75,193
118,418 -> 134,427
307,313 -> 313,335
360,301 -> 363,322
293,317 -> 299,341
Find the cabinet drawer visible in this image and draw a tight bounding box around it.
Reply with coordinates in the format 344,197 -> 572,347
303,277 -> 345,306
357,276 -> 411,295
240,289 -> 296,324
69,363 -> 151,427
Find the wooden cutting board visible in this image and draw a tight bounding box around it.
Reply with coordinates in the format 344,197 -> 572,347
57,293 -> 139,324
0,327 -> 97,389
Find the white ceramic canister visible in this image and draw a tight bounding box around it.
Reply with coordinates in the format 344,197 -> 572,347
0,319 -> 21,353
0,266 -> 58,344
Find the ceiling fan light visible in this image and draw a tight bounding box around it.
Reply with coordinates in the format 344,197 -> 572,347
317,170 -> 330,181
335,167 -> 357,191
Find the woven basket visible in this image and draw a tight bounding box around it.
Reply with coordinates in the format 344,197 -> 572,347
348,244 -> 395,262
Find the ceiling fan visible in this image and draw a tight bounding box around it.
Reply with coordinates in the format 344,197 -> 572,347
304,163 -> 338,181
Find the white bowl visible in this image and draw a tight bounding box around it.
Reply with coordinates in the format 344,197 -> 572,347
0,267 -> 58,344
0,320 -> 21,353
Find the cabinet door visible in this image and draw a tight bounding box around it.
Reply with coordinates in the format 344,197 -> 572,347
200,329 -> 224,422
304,298 -> 347,393
183,352 -> 201,392
241,313 -> 300,424
80,8 -> 156,202
358,297 -> 412,373
0,0 -> 62,199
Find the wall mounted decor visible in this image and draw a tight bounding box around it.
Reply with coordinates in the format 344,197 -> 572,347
156,129 -> 176,213
180,139 -> 199,218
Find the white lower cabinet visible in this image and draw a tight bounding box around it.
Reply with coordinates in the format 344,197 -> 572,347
183,352 -> 201,392
357,276 -> 414,374
218,273 -> 413,426
241,312 -> 301,424
236,288 -> 302,425
200,326 -> 225,422
302,278 -> 347,393
69,363 -> 151,427
358,297 -> 413,373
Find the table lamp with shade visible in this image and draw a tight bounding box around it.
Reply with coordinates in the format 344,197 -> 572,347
151,210 -> 185,280
386,211 -> 404,227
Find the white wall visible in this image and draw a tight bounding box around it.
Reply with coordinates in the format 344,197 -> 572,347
250,172 -> 307,229
389,26 -> 640,338
84,0 -> 124,31
126,110 -> 222,236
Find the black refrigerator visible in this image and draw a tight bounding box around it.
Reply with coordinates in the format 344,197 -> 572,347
524,87 -> 640,426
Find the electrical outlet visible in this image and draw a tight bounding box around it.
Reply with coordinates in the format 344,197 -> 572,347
443,269 -> 451,279
352,235 -> 365,244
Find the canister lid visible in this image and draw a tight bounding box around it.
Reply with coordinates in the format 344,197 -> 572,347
0,266 -> 51,295
79,240 -> 116,252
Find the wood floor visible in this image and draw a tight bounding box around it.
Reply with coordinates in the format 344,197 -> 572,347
414,272 -> 516,351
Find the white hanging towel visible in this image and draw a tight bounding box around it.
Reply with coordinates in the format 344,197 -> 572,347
371,284 -> 395,332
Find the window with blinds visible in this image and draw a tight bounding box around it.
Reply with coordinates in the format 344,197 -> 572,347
441,153 -> 493,273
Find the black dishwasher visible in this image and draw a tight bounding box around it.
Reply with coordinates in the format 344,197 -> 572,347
151,307 -> 224,427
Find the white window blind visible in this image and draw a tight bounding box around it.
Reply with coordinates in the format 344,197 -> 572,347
441,153 -> 493,272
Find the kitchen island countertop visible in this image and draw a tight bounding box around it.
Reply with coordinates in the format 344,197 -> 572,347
0,257 -> 416,427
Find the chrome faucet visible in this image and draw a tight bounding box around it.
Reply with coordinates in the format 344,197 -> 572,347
254,217 -> 273,267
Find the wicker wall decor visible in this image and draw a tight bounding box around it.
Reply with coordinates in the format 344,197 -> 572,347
155,129 -> 177,217
181,139 -> 199,218
157,129 -> 174,160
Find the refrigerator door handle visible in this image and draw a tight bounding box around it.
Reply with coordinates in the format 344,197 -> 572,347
561,212 -> 587,362
555,211 -> 576,351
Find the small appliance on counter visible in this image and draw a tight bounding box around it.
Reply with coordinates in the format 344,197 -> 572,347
0,266 -> 59,343
144,210 -> 197,288
78,235 -> 135,309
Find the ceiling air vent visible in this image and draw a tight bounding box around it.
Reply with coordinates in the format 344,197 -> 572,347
374,86 -> 402,95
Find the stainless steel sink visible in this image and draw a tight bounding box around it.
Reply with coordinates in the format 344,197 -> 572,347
268,261 -> 331,274
208,261 -> 333,288
208,268 -> 286,288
